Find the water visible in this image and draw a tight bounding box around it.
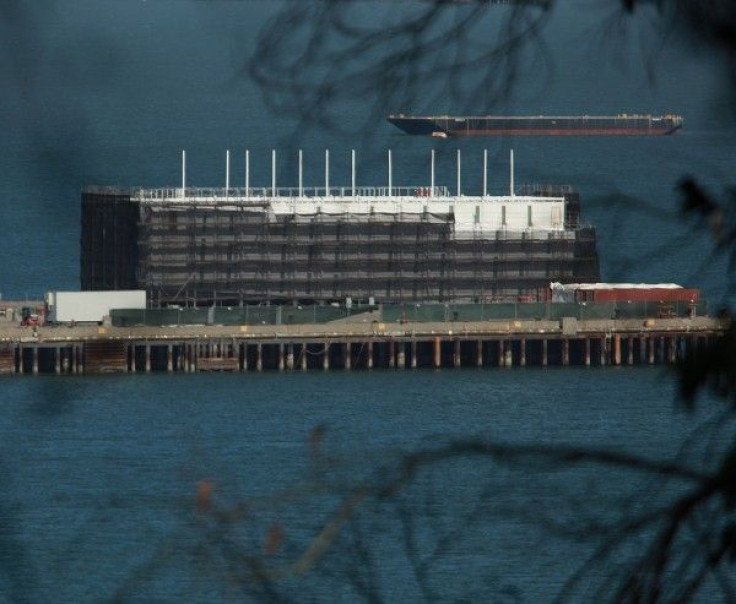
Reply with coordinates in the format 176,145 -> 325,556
1,1 -> 734,601
2,369 -> 730,601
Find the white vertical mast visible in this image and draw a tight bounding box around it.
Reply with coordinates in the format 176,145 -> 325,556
483,149 -> 487,197
510,148 -> 514,197
225,149 -> 230,193
181,150 -> 186,194
388,149 -> 392,197
271,149 -> 276,197
351,149 -> 356,197
456,149 -> 461,197
298,149 -> 303,199
325,149 -> 330,196
245,150 -> 250,196
430,149 -> 435,197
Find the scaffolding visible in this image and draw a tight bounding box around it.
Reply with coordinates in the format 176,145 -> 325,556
81,186 -> 600,307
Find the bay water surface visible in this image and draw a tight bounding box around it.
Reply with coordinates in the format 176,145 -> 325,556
1,1 -> 735,601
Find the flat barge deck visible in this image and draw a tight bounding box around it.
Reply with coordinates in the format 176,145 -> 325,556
0,316 -> 725,375
387,114 -> 684,137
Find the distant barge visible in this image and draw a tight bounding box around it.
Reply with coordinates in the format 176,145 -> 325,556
387,114 -> 684,137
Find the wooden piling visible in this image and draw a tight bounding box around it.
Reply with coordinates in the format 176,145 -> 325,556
600,336 -> 606,366
542,339 -> 548,367
659,336 -> 665,364
397,343 -> 406,369
613,334 -> 621,366
287,343 -> 295,370
343,343 -> 351,370
411,340 -> 417,369
433,337 -> 441,369
454,339 -> 461,368
520,338 -> 526,367
584,338 -> 591,367
476,339 -> 483,367
668,337 -> 676,364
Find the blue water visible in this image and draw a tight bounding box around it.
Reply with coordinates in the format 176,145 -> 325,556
2,369 -> 731,601
1,1 -> 735,601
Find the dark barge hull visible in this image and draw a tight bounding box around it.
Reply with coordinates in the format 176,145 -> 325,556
387,114 -> 683,136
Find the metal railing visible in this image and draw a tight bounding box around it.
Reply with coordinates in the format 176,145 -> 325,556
133,185 -> 455,202
111,300 -> 708,328
85,184 -> 566,205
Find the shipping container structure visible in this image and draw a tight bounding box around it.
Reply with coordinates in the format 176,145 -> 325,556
45,290 -> 147,324
549,282 -> 699,303
81,152 -> 599,307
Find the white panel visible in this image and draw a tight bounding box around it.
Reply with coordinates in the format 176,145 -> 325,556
258,195 -> 565,232
47,290 -> 146,323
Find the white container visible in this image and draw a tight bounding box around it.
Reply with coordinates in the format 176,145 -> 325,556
45,290 -> 146,324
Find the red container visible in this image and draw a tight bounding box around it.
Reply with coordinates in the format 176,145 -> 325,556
576,288 -> 699,303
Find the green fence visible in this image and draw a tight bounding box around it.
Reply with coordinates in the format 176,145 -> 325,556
381,300 -> 706,323
111,299 -> 708,327
111,305 -> 353,327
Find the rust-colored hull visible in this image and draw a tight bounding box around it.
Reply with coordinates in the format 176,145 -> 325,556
446,127 -> 679,136
387,114 -> 684,136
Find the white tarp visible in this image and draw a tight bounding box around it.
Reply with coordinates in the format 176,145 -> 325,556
45,290 -> 146,323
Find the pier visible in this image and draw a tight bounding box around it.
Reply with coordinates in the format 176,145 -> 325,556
0,315 -> 725,376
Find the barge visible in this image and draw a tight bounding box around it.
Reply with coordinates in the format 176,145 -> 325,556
387,114 -> 684,137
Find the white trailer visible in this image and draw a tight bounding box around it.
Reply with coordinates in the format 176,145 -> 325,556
45,290 -> 146,324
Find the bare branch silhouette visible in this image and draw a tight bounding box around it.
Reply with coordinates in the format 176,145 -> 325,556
247,0 -> 554,139
108,433 -> 736,601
